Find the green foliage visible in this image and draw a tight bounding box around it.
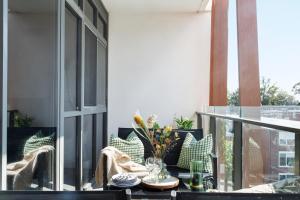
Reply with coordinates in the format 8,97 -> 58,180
225,140 -> 233,177
227,90 -> 240,106
14,112 -> 34,127
293,82 -> 300,95
175,116 -> 194,130
228,77 -> 299,106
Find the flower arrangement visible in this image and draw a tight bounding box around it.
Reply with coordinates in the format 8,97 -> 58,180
133,113 -> 179,159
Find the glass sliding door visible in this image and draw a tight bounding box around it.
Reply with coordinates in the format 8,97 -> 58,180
63,0 -> 108,190
84,28 -> 97,107
6,0 -> 58,190
0,0 -> 8,190
64,117 -> 79,191
65,7 -> 81,112
82,115 -> 94,187
0,0 -> 108,191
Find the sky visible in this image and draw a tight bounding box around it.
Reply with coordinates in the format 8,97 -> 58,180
227,0 -> 300,96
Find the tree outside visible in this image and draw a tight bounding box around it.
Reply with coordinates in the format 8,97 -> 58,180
228,77 -> 300,106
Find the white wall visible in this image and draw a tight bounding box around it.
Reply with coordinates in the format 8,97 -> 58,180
108,12 -> 211,135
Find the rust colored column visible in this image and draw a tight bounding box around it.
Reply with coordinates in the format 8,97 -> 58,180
209,0 -> 229,106
237,0 -> 261,106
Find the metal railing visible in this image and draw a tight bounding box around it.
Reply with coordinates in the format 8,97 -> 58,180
196,110 -> 300,190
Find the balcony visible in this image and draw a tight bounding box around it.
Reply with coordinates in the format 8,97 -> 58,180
0,0 -> 300,199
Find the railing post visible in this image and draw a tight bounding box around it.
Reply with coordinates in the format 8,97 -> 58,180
233,121 -> 243,190
209,116 -> 216,154
295,133 -> 300,176
197,113 -> 203,129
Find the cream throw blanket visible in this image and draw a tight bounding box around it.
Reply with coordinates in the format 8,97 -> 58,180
7,145 -> 54,190
95,146 -> 148,187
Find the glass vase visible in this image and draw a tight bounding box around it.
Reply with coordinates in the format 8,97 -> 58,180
190,160 -> 204,191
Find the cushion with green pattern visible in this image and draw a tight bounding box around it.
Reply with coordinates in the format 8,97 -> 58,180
177,133 -> 213,173
109,132 -> 144,164
23,131 -> 55,155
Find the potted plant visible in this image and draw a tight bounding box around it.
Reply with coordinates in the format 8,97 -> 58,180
174,116 -> 194,130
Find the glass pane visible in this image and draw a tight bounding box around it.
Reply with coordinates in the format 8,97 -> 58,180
7,0 -> 57,190
64,117 -> 78,191
95,114 -> 104,164
84,28 -> 97,106
65,8 -> 80,111
82,115 -> 93,187
242,124 -> 295,188
84,0 -> 95,25
97,43 -> 107,106
97,15 -> 105,38
216,119 -> 234,192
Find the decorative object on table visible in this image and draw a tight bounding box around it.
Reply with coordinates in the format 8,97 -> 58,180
110,173 -> 141,188
174,116 -> 194,130
189,160 -> 204,191
177,133 -> 213,173
145,157 -> 162,183
132,112 -> 180,181
132,112 -> 180,160
109,131 -> 145,164
142,176 -> 179,190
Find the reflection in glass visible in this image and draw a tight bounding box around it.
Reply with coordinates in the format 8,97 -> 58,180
64,117 -> 78,191
84,0 -> 95,25
84,28 -> 97,106
97,42 -> 107,106
242,124 -> 295,188
7,0 -> 57,190
65,8 -> 80,111
83,115 -> 94,186
96,114 -> 104,165
97,15 -> 105,38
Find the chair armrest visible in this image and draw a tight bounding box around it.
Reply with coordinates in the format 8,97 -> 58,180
34,150 -> 54,189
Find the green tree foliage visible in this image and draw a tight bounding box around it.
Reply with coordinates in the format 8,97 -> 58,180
227,90 -> 240,106
228,77 -> 299,106
293,82 -> 300,95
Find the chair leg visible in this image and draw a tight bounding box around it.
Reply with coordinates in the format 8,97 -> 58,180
103,154 -> 108,190
170,190 -> 176,200
126,189 -> 132,200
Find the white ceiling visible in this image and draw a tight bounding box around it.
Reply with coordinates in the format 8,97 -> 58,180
102,0 -> 212,13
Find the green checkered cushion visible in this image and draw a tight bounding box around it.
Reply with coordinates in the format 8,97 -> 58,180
23,131 -> 55,155
109,132 -> 144,164
177,133 -> 213,173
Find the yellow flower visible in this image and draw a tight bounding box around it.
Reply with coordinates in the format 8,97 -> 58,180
156,144 -> 161,150
165,138 -> 171,145
134,114 -> 143,126
164,126 -> 172,133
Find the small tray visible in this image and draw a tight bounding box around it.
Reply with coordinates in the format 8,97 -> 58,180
142,176 -> 179,190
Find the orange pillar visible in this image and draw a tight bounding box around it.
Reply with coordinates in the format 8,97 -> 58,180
209,0 -> 229,106
237,0 -> 261,106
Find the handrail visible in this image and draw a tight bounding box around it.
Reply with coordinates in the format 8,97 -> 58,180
196,112 -> 300,133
